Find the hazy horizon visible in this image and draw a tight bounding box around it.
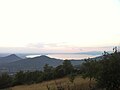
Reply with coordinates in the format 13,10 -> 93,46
0,46 -> 115,53
0,0 -> 120,53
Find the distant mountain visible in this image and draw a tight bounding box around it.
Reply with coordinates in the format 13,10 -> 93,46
76,51 -> 103,55
0,54 -> 22,64
0,55 -> 84,73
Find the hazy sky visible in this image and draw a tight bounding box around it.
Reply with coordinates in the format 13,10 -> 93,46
0,0 -> 120,53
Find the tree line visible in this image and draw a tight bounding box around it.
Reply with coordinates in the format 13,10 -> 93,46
81,48 -> 120,90
0,60 -> 75,89
0,48 -> 120,90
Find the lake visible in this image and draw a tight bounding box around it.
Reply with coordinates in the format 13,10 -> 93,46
26,53 -> 101,60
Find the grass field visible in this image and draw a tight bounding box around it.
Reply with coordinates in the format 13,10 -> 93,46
10,76 -> 96,90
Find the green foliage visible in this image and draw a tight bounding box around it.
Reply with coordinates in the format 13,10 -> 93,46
12,60 -> 74,88
81,48 -> 120,90
0,73 -> 12,89
63,60 -> 74,75
1,50 -> 120,90
13,71 -> 25,85
13,70 -> 44,85
81,59 -> 99,80
54,65 -> 65,78
96,51 -> 120,90
0,59 -> 74,89
81,59 -> 100,89
43,64 -> 55,80
44,64 -> 53,73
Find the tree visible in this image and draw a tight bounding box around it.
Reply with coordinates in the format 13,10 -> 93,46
63,60 -> 74,75
44,64 -> 53,73
14,71 -> 25,85
54,65 -> 65,78
81,59 -> 99,89
0,73 -> 12,89
43,64 -> 54,80
96,51 -> 120,90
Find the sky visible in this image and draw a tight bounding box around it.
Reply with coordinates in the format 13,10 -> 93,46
0,0 -> 120,53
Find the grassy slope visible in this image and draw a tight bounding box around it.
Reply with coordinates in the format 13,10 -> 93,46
10,76 -> 96,90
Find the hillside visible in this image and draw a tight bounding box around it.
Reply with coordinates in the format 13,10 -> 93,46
0,55 -> 84,73
10,76 -> 95,90
0,54 -> 22,64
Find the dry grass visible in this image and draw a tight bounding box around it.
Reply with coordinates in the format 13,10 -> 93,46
10,76 -> 96,90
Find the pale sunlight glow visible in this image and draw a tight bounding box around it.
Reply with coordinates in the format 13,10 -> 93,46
0,0 -> 120,53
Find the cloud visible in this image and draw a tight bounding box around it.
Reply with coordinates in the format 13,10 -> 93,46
0,44 -> 115,53
24,42 -> 114,53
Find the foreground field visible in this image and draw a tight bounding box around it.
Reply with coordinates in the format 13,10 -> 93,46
10,76 -> 96,90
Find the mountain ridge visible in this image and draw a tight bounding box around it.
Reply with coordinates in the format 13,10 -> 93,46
0,55 -> 84,73
0,54 -> 101,74
0,54 -> 22,64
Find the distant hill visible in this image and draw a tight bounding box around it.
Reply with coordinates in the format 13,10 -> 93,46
0,54 -> 22,64
76,51 -> 103,55
0,55 -> 84,73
